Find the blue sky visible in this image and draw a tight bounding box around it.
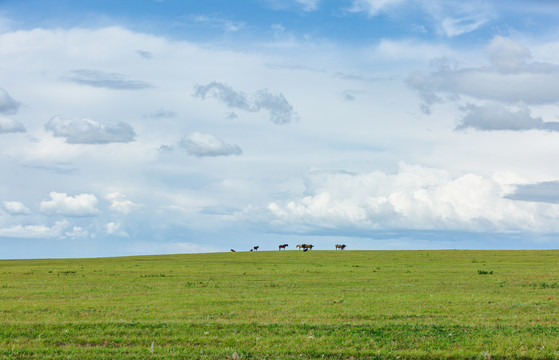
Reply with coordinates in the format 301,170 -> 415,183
1,0 -> 559,258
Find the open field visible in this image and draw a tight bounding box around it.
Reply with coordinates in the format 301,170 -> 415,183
1,250 -> 559,359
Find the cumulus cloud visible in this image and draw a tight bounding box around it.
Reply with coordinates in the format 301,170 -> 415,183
407,36 -> 559,113
239,164 -> 559,234
0,220 -> 69,239
3,201 -> 31,215
456,103 -> 559,132
106,192 -> 141,214
45,115 -> 136,144
180,132 -> 242,157
193,81 -> 296,124
0,87 -> 20,114
64,226 -> 89,239
485,36 -> 531,73
0,116 -> 25,133
106,222 -> 129,237
65,69 -> 153,90
40,192 -> 99,217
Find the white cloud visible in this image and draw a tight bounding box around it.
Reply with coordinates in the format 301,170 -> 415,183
0,87 -> 20,115
65,69 -> 154,90
348,0 -> 405,16
40,192 -> 99,217
192,15 -> 246,32
440,15 -> 488,37
420,1 -> 494,37
0,116 -> 25,134
0,220 -> 69,239
64,226 -> 89,239
179,132 -> 242,157
457,103 -> 559,132
3,201 -> 31,215
485,35 -> 531,73
105,192 -> 141,214
193,81 -> 296,124
45,115 -> 136,144
348,0 -> 493,37
407,37 -> 559,113
106,222 -> 129,237
240,164 -> 559,233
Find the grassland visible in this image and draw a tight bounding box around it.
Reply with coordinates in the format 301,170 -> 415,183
1,250 -> 559,359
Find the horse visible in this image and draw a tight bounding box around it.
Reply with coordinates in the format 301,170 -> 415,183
335,244 -> 346,250
279,244 -> 288,250
253,246 -> 259,251
301,244 -> 313,251
296,244 -> 302,250
230,249 -> 236,252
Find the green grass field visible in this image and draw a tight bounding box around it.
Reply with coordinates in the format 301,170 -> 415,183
1,250 -> 559,359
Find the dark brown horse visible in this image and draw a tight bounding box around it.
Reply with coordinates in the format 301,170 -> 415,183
253,246 -> 259,251
335,244 -> 346,250
279,244 -> 288,250
230,249 -> 236,252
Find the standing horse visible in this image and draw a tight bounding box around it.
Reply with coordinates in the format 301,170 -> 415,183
253,246 -> 259,251
279,244 -> 288,250
301,244 -> 313,251
335,244 -> 347,250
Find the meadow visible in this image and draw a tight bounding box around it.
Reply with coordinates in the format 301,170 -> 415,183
1,250 -> 559,359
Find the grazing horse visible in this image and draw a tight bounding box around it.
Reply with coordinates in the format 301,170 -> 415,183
335,244 -> 347,250
253,246 -> 259,251
230,249 -> 236,252
296,244 -> 303,250
279,244 -> 288,250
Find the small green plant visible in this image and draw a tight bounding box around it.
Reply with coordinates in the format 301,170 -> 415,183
477,270 -> 493,275
538,282 -> 558,289
140,273 -> 167,278
57,270 -> 77,275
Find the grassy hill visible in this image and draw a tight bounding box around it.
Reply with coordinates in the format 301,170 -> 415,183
1,250 -> 559,359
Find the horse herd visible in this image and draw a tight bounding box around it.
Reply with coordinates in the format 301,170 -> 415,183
230,244 -> 347,252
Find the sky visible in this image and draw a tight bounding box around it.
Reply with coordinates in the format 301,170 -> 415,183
1,0 -> 559,258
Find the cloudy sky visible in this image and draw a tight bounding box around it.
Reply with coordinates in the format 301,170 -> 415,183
1,0 -> 559,258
